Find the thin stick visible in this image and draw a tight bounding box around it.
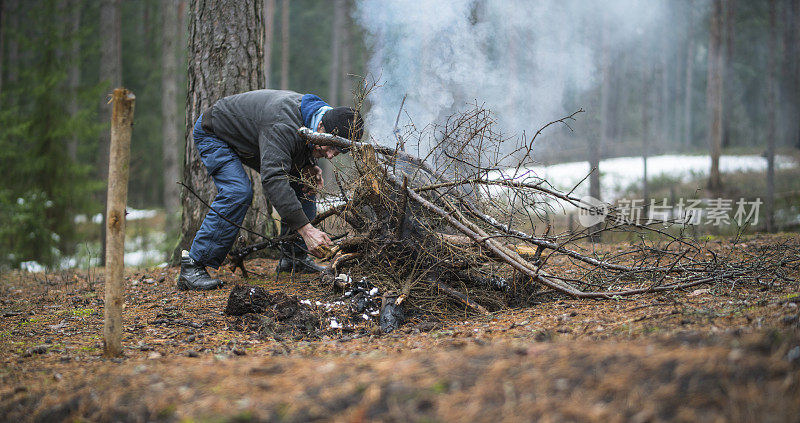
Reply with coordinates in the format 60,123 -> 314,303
424,273 -> 489,315
395,176 -> 409,238
392,174 -> 727,299
393,94 -> 407,151
178,180 -> 270,240
321,253 -> 361,288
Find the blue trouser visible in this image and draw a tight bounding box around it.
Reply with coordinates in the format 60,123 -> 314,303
189,114 -> 315,268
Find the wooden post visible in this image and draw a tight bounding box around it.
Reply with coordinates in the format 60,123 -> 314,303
104,88 -> 135,357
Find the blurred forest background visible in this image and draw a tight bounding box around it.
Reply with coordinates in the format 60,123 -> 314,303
0,0 -> 798,270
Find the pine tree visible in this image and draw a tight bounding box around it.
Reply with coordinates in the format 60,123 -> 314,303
173,0 -> 274,262
0,0 -> 99,269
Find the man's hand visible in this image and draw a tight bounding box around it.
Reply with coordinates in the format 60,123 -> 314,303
302,165 -> 324,195
297,223 -> 332,258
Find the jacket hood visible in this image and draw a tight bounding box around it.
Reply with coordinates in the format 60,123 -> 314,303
300,94 -> 331,128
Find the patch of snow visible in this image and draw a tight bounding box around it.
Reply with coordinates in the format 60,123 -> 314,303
330,319 -> 342,329
124,249 -> 165,267
318,198 -> 346,214
20,261 -> 45,272
127,208 -> 158,220
488,154 -> 798,201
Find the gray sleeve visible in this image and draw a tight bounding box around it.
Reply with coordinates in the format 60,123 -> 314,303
259,125 -> 310,230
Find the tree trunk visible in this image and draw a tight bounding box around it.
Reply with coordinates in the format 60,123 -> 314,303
673,36 -> 684,148
766,0 -> 777,232
280,0 -> 289,90
615,50 -> 628,142
683,2 -> 695,148
0,0 -> 5,105
99,0 -> 122,262
143,1 -> 151,55
5,0 -> 16,87
785,0 -> 800,149
504,15 -> 521,137
263,0 -> 274,87
319,0 -> 345,192
721,0 -> 735,148
589,17 -> 609,240
605,53 -> 617,140
328,0 -> 343,106
339,0 -> 352,105
707,0 -> 723,192
162,0 -> 180,221
99,0 -> 123,170
174,0 -> 275,263
67,0 -> 80,161
2,0 -> 18,110
658,34 -> 667,148
642,53 -> 650,208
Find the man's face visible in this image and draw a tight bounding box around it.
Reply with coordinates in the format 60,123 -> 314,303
312,145 -> 340,160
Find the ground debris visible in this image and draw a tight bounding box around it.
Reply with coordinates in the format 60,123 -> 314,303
224,284 -> 271,316
379,292 -> 406,333
1,235 -> 799,422
226,284 -> 320,340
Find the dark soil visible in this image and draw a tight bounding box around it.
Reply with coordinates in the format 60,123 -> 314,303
1,234 -> 799,422
226,285 -> 321,341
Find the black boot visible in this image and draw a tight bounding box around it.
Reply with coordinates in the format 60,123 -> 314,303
276,254 -> 326,274
177,251 -> 224,291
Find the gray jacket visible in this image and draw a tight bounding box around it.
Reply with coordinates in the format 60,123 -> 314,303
202,89 -> 315,230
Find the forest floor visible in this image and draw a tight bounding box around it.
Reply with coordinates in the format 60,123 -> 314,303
1,234 -> 799,422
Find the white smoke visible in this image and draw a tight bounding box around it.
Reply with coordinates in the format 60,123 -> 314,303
355,0 -> 669,159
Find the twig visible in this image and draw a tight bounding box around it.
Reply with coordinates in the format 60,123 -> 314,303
424,273 -> 489,315
395,176 -> 409,239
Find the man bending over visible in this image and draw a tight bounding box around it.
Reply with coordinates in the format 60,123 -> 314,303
178,89 -> 363,291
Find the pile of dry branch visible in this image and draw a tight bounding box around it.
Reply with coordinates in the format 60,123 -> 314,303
230,107 -> 798,319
